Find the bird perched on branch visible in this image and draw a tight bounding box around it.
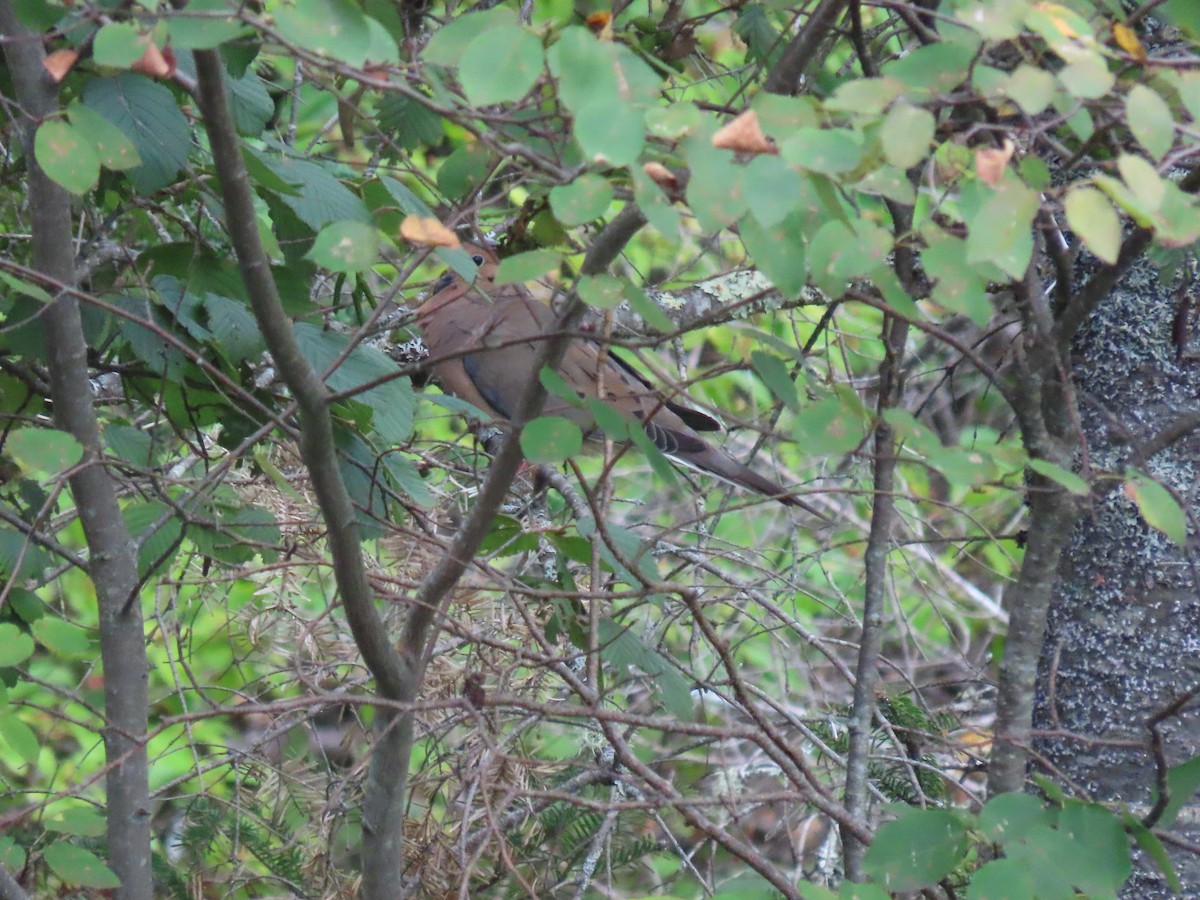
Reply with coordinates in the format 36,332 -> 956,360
415,243 -> 814,510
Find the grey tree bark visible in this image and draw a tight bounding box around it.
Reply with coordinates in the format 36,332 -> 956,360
1035,256 -> 1200,896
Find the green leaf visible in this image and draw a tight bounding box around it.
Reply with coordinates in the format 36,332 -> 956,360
66,101 -> 141,170
965,180 -> 1038,278
922,234 -> 990,325
1057,53 -> 1114,100
520,416 -> 583,463
166,0 -> 250,49
750,351 -> 800,411
791,394 -> 867,456
1057,802 -> 1132,894
494,250 -> 561,285
43,842 -> 121,889
1005,64 -> 1056,115
252,143 -> 372,229
549,174 -> 613,226
423,6 -> 516,66
6,428 -> 84,478
881,103 -> 935,170
306,221 -> 380,273
294,324 -> 415,444
978,792 -> 1055,845
92,22 -> 151,68
743,153 -> 804,228
1064,186 -> 1120,264
825,77 -> 903,115
32,618 -> 91,658
83,74 -> 189,193
881,40 -> 976,97
597,619 -> 693,718
46,808 -> 106,837
966,858 -> 1038,900
1127,84 -> 1176,161
1118,154 -> 1165,212
780,127 -> 863,175
1161,0 -> 1200,37
227,69 -> 274,137
1028,459 -> 1090,496
740,212 -> 808,298
0,715 -> 39,765
573,98 -> 645,167
577,274 -> 623,309
862,807 -> 968,890
0,837 -> 25,873
34,120 -> 99,195
1154,754 -> 1200,827
621,279 -> 674,332
0,270 -> 52,304
436,142 -> 492,199
274,0 -> 371,66
0,623 -> 34,667
1126,472 -> 1188,545
458,26 -> 544,105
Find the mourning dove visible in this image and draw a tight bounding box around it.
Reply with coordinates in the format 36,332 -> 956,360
416,244 -> 811,509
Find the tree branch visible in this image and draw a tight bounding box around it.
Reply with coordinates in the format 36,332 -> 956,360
0,6 -> 152,897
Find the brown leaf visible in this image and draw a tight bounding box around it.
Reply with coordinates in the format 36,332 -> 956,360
400,216 -> 461,248
130,41 -> 174,79
42,49 -> 79,84
642,162 -> 678,192
711,109 -> 777,156
974,139 -> 1015,187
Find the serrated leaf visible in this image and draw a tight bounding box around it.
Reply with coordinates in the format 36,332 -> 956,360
458,26 -> 543,105
597,619 -> 693,718
294,324 -> 415,443
0,623 -> 34,667
1064,186 -> 1120,264
1126,472 -> 1187,545
922,234 -> 991,325
34,120 -> 99,195
6,428 -> 84,478
82,74 -> 189,193
306,220 -> 380,273
43,842 -> 121,889
251,144 -> 371,229
1058,53 -> 1114,100
520,416 -> 583,463
780,127 -> 863,175
740,211 -> 808,298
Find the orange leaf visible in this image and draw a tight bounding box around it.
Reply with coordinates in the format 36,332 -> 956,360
400,216 -> 461,248
711,110 -> 777,156
974,139 -> 1015,187
585,11 -> 613,40
130,42 -> 174,79
42,49 -> 79,83
642,162 -> 678,192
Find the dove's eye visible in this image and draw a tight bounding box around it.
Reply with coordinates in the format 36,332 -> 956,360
471,254 -> 485,266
